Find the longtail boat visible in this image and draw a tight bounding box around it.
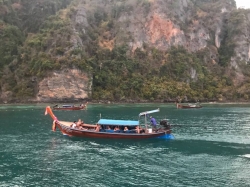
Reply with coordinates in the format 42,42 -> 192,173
45,106 -> 174,140
176,102 -> 202,109
52,102 -> 88,111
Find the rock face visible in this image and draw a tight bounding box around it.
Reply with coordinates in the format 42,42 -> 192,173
36,69 -> 92,102
94,0 -> 248,86
1,0 -> 250,102
125,0 -> 235,53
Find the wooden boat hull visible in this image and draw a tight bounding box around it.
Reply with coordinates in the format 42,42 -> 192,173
45,106 -> 174,140
55,121 -> 173,140
176,103 -> 202,109
53,102 -> 88,111
53,106 -> 86,111
178,105 -> 202,109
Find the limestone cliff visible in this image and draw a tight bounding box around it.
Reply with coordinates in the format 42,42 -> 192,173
36,69 -> 92,102
0,0 -> 250,103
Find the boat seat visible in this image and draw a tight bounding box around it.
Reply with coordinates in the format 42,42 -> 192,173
114,130 -> 122,133
105,129 -> 114,133
124,130 -> 136,133
82,124 -> 97,128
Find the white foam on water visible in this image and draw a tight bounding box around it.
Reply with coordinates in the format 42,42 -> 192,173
241,154 -> 250,158
89,142 -> 100,146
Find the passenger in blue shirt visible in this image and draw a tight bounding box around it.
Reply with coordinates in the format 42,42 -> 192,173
150,116 -> 157,131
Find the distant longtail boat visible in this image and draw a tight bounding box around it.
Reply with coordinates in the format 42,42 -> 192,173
176,102 -> 202,109
52,102 -> 88,111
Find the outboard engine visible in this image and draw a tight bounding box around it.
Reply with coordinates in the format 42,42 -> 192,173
160,119 -> 171,130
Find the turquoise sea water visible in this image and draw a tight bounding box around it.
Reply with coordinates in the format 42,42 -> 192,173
1,103 -> 250,187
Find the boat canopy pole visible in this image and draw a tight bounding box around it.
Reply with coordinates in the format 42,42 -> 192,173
139,108 -> 160,117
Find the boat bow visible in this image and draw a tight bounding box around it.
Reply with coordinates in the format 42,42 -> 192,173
45,106 -> 58,131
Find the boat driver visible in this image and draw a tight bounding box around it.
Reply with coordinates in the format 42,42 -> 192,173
150,116 -> 157,131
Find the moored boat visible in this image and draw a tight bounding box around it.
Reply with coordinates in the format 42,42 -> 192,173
45,106 -> 174,140
52,102 -> 88,111
176,102 -> 202,109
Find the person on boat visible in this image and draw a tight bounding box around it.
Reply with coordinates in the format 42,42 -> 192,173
95,124 -> 101,132
75,119 -> 84,130
135,126 -> 141,133
77,119 -> 83,126
114,126 -> 120,131
150,116 -> 157,131
80,102 -> 88,108
71,121 -> 77,128
124,126 -> 128,131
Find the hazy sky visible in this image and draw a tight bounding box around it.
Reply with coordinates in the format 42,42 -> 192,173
236,0 -> 250,8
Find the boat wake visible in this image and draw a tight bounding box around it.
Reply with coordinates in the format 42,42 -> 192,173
241,154 -> 250,158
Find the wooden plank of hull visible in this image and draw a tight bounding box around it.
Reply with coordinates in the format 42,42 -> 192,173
176,103 -> 202,109
53,102 -> 88,111
53,107 -> 86,111
180,105 -> 202,109
56,122 -> 166,139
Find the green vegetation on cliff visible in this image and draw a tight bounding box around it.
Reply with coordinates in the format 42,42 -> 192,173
0,0 -> 250,103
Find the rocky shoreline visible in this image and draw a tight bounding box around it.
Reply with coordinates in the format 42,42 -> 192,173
1,98 -> 250,105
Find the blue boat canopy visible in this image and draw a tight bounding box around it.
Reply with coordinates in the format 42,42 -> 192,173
97,119 -> 139,126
